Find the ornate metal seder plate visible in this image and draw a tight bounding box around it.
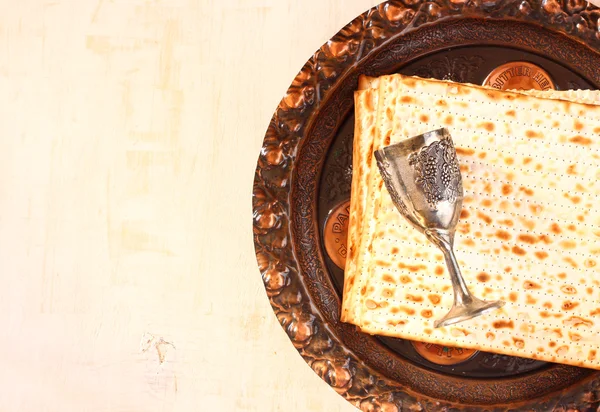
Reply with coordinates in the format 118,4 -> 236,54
253,1 -> 600,409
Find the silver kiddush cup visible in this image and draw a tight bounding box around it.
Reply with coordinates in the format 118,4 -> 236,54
374,128 -> 505,328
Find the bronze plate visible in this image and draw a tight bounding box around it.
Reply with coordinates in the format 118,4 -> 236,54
253,1 -> 600,410
483,61 -> 555,90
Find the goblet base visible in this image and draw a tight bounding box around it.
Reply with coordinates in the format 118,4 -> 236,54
434,298 -> 505,328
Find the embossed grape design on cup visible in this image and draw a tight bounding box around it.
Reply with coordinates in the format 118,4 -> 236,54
375,128 -> 505,328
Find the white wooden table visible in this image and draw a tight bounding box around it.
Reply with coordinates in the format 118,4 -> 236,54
0,1 -> 597,411
0,1 -> 378,411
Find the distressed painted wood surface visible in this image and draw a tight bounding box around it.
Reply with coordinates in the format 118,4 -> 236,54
0,0 -> 597,411
0,0 -> 379,411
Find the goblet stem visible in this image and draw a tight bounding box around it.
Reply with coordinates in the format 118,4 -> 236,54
441,244 -> 475,307
425,229 -> 505,328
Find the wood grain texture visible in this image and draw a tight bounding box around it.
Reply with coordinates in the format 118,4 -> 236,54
0,0 -> 379,411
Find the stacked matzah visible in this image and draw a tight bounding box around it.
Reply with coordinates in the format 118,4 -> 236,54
341,74 -> 600,369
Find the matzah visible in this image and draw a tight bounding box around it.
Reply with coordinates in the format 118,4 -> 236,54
342,74 -> 600,369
